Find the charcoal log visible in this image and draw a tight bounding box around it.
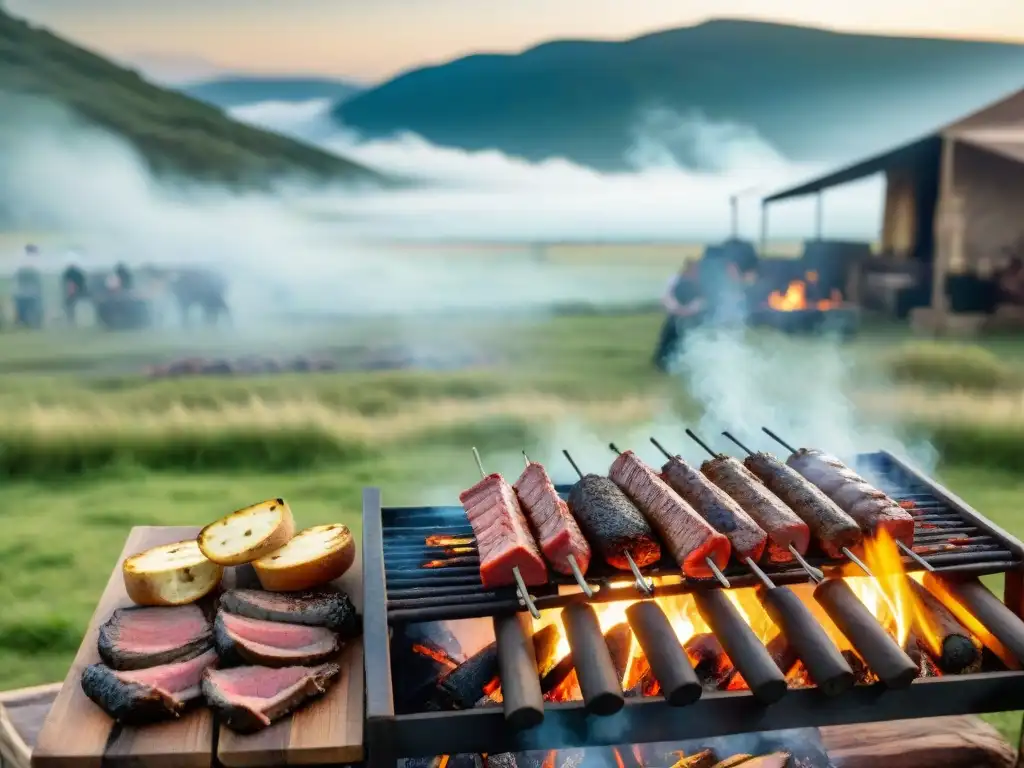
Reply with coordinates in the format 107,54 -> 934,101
436,641 -> 499,709
493,613 -> 544,730
684,633 -> 737,691
922,574 -> 1024,670
561,603 -> 624,715
814,578 -> 918,689
909,580 -> 982,674
693,589 -> 787,703
604,622 -> 633,687
626,600 -> 701,706
531,624 -> 562,678
392,623 -> 462,711
758,586 -> 854,697
540,621 -> 627,702
764,632 -> 798,676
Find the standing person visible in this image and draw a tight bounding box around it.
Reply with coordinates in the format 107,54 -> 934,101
652,245 -> 759,371
62,255 -> 88,326
13,244 -> 44,329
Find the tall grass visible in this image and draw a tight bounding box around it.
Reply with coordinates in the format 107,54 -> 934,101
880,341 -> 1020,391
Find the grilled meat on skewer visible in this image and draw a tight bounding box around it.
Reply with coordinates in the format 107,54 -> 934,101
786,448 -> 915,547
609,451 -> 730,577
459,474 -> 548,588
744,452 -> 862,558
514,461 -> 592,575
661,455 -> 768,562
700,456 -> 810,564
567,475 -> 661,571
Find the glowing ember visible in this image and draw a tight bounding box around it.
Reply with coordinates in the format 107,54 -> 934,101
423,560 -> 448,569
541,751 -> 556,768
767,271 -> 843,312
438,756 -> 450,768
425,535 -> 474,547
411,644 -> 457,672
612,748 -> 626,768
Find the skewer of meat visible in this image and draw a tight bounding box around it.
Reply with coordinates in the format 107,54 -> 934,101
561,450 -> 660,594
648,436 -> 768,563
514,452 -> 594,596
720,432 -> 863,560
606,444 -> 732,584
661,432 -> 816,575
761,427 -> 916,552
459,448 -> 547,617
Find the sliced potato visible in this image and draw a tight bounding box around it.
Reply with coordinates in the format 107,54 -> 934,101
198,498 -> 295,566
123,540 -> 223,606
253,524 -> 355,592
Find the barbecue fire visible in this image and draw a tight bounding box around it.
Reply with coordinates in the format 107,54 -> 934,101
767,271 -> 842,312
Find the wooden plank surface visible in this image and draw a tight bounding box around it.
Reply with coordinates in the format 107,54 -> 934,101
32,526 -> 214,768
216,554 -> 365,767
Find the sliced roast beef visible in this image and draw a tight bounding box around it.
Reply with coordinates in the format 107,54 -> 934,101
203,663 -> 341,733
214,611 -> 340,667
220,588 -> 360,637
81,648 -> 218,724
97,604 -> 213,670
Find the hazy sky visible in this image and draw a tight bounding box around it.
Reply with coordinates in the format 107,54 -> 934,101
9,0 -> 1024,82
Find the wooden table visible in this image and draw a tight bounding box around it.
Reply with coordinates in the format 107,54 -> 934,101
31,526 -> 364,768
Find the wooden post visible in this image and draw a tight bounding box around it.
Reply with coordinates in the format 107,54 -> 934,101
931,137 -> 958,326
815,191 -> 824,241
759,201 -> 769,256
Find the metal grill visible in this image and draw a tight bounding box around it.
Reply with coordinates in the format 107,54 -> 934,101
379,451 -> 1024,623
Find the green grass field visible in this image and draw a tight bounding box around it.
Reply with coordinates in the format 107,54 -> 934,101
2,310 -> 1024,739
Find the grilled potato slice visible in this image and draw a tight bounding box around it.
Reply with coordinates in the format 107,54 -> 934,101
253,524 -> 356,592
123,540 -> 224,606
198,498 -> 296,566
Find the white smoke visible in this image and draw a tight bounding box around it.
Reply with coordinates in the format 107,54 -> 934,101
230,98 -> 885,242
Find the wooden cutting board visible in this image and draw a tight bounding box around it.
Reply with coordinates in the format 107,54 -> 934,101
31,525 -> 365,768
215,558 -> 365,767
32,526 -> 215,768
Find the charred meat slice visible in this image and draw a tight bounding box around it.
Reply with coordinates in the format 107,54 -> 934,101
514,462 -> 592,575
609,451 -> 730,577
459,473 -> 548,588
220,588 -> 360,637
81,648 -> 218,724
661,456 -> 767,562
567,474 -> 661,571
97,604 -> 213,670
214,611 -> 340,667
701,456 -> 810,564
744,452 -> 862,558
787,448 -> 915,547
203,663 -> 341,734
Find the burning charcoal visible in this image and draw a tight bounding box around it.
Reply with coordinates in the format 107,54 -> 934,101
732,754 -> 791,768
709,756 -> 755,768
908,581 -> 982,674
532,624 -> 561,678
670,750 -> 716,768
605,622 -> 633,686
684,633 -> 737,691
391,623 -> 463,711
840,650 -> 877,686
624,654 -> 659,698
436,641 -> 499,709
905,632 -> 942,678
764,633 -> 798,677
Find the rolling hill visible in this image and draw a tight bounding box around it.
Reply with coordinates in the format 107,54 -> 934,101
181,76 -> 363,109
0,8 -> 379,186
333,19 -> 1024,171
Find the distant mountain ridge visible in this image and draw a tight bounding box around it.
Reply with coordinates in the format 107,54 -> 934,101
0,8 -> 379,191
182,76 -> 364,109
333,19 -> 1024,171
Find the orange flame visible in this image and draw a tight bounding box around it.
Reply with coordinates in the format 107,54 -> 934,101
768,271 -> 843,312
425,535 -> 473,547
411,644 -> 457,671
438,756 -> 450,768
423,560 -> 448,569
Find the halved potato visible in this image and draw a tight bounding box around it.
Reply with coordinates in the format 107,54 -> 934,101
252,524 -> 355,592
198,498 -> 295,566
123,540 -> 224,606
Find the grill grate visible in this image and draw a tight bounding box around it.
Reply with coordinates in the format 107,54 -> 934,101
379,450 -> 1024,623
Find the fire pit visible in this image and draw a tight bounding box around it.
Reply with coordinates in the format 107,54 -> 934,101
748,272 -> 860,338
361,452 -> 1024,768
